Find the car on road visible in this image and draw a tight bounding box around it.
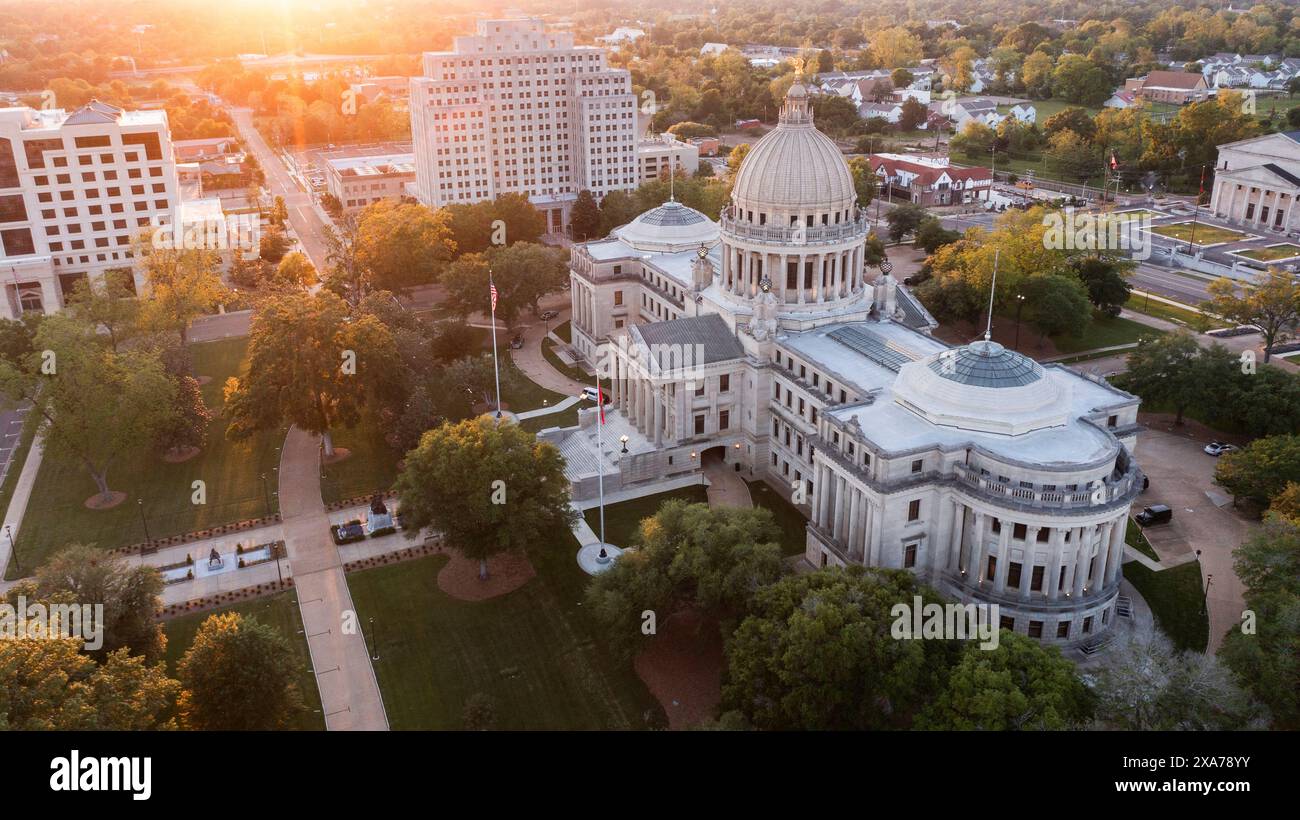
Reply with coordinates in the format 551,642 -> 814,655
1135,504 -> 1173,526
1203,441 -> 1239,457
540,310 -> 559,320
581,386 -> 610,404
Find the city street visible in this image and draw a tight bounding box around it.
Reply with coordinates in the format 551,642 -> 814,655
230,107 -> 334,273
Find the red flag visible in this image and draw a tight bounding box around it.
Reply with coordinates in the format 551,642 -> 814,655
1109,152 -> 1118,171
1198,165 -> 1206,197
597,386 -> 605,424
489,280 -> 498,313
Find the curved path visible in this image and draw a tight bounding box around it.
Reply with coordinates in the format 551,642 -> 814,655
702,455 -> 752,509
278,426 -> 389,731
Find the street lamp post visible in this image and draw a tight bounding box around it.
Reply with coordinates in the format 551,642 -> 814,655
137,499 -> 152,558
260,472 -> 271,517
5,524 -> 19,576
1013,293 -> 1026,351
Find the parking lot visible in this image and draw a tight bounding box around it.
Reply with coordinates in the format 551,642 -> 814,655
1130,427 -> 1254,653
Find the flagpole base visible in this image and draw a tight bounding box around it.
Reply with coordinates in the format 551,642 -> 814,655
577,542 -> 623,576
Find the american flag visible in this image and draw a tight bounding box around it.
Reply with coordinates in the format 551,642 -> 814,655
489,279 -> 498,313
597,386 -> 605,425
1109,152 -> 1119,171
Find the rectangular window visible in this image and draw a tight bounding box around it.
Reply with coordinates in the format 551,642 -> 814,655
694,414 -> 704,435
122,133 -> 162,161
1013,523 -> 1027,540
719,410 -> 729,430
613,290 -> 622,306
903,543 -> 917,568
1028,620 -> 1043,638
1082,616 -> 1093,634
907,499 -> 921,521
74,135 -> 111,148
0,195 -> 27,223
0,228 -> 35,256
719,374 -> 729,392
1031,565 -> 1044,592
1007,562 -> 1022,589
911,459 -> 923,474
999,615 -> 1014,631
1057,621 -> 1070,639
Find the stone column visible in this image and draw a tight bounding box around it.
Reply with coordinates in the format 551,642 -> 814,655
868,499 -> 883,565
816,464 -> 832,528
1047,527 -> 1065,601
652,384 -> 663,447
948,500 -> 965,573
967,512 -> 985,580
676,382 -> 688,442
846,488 -> 860,556
832,475 -> 847,543
1104,516 -> 1125,587
1094,521 -> 1114,595
1022,527 -> 1041,601
1070,526 -> 1089,598
992,522 -> 1012,594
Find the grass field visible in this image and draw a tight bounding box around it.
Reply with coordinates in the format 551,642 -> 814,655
347,544 -> 663,729
1150,222 -> 1251,245
161,590 -> 325,730
1233,243 -> 1300,262
745,479 -> 810,556
1125,292 -> 1209,327
1125,517 -> 1159,561
320,409 -> 403,505
1047,313 -> 1165,355
582,485 -> 710,548
1123,559 -> 1209,653
9,338 -> 286,579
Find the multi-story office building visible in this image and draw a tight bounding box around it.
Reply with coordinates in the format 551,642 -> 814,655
0,100 -> 178,319
637,133 -> 700,185
410,18 -> 638,234
324,152 -> 416,213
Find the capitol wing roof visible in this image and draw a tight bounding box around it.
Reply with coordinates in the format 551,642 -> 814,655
612,200 -> 719,252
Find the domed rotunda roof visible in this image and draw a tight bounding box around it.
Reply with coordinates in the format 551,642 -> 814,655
891,340 -> 1071,436
730,82 -> 857,214
613,200 -> 719,252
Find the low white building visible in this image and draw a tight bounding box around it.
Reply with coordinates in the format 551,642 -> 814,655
324,152 -> 416,213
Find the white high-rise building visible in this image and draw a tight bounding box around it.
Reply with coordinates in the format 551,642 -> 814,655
410,18 -> 638,234
0,100 -> 178,319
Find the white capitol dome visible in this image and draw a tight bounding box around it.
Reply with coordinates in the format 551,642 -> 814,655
892,340 -> 1070,436
613,200 -> 719,253
731,82 -> 857,215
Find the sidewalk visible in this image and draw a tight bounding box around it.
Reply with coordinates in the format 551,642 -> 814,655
278,426 -> 389,731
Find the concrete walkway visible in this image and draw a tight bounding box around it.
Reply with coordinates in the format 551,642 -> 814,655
0,430 -> 45,579
509,305 -> 592,396
278,427 -> 389,731
702,456 -> 753,509
516,395 -> 581,420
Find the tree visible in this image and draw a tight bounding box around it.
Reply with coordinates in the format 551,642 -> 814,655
0,316 -> 177,504
1112,331 -> 1202,424
1204,268 -> 1300,363
1214,434 -> 1300,506
942,46 -> 979,93
585,501 -> 784,658
393,416 -> 576,579
885,202 -> 929,242
1020,51 -> 1055,98
224,291 -> 401,458
598,189 -> 642,235
177,612 -> 303,730
570,189 -> 603,241
1043,106 -> 1097,142
846,156 -> 877,208
1289,106 -> 1300,129
1094,633 -> 1263,730
868,27 -> 922,70
270,251 -> 317,290
727,143 -> 750,174
354,199 -> 456,295
1020,274 -> 1092,344
950,120 -> 995,159
1045,128 -> 1099,182
1223,367 -> 1300,437
724,567 -> 960,730
898,97 -> 928,131
440,243 -> 567,330
1051,54 -> 1112,106
429,321 -> 482,364
0,640 -> 178,730
890,68 -> 914,89
154,374 -> 211,456
1068,254 -> 1132,316
137,244 -> 225,344
914,217 -> 960,254
1220,516 -> 1300,729
258,228 -> 290,264
65,274 -> 139,352
915,632 -> 1094,730
442,354 -> 517,414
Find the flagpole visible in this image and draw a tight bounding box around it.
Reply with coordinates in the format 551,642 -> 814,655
489,271 -> 502,419
594,373 -> 606,548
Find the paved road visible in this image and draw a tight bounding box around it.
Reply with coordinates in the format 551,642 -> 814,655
231,107 -> 333,273
278,427 -> 389,731
0,404 -> 29,489
1129,264 -> 1213,305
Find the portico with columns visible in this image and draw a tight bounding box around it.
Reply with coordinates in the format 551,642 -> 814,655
1209,130 -> 1300,233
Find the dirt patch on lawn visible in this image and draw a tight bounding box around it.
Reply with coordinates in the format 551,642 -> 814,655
933,318 -> 1062,358
320,447 -> 352,465
161,445 -> 201,463
471,401 -> 511,415
84,490 -> 127,510
634,607 -> 723,730
437,548 -> 535,601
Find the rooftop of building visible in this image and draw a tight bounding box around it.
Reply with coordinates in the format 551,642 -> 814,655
325,152 -> 416,176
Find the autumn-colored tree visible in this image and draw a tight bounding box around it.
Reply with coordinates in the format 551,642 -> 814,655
353,199 -> 456,296
177,612 -> 303,730
1203,268 -> 1300,363
136,243 -> 225,343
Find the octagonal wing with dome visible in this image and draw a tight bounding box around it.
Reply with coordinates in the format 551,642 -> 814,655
613,199 -> 719,253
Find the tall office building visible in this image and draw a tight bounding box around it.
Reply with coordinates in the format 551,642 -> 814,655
410,18 -> 638,233
0,100 -> 178,319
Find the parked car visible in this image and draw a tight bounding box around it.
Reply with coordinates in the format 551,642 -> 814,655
540,310 -> 559,320
1203,441 -> 1239,457
1135,504 -> 1173,526
581,386 -> 610,404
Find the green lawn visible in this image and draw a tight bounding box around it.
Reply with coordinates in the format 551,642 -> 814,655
9,338 -> 286,579
1150,222 -> 1251,245
161,590 -> 325,730
1233,243 -> 1300,262
552,320 -> 571,343
746,479 -> 810,556
1046,313 -> 1165,355
347,544 -> 663,729
583,485 -> 709,548
320,410 -> 403,505
1123,559 -> 1209,653
1124,292 -> 1209,328
1125,517 -> 1159,561
0,406 -> 38,522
